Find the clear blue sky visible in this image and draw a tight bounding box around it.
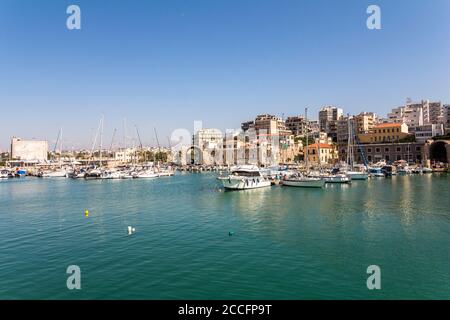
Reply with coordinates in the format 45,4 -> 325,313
1,0 -> 449,150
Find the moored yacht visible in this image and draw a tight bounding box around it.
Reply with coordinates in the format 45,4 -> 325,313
218,165 -> 271,190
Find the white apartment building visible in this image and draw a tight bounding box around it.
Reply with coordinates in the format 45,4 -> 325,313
388,100 -> 444,128
412,124 -> 445,143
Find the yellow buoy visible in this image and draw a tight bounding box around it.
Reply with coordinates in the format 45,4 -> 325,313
85,210 -> 89,217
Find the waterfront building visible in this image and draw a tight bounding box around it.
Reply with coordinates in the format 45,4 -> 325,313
10,137 -> 48,162
318,106 -> 343,142
307,143 -> 337,165
357,123 -> 410,144
411,124 -> 445,143
339,142 -> 424,164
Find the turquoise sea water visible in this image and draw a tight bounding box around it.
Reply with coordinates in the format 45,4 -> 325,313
0,173 -> 449,299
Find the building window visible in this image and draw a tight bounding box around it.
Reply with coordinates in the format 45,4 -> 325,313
396,155 -> 402,160
376,148 -> 380,153
416,147 -> 421,151
397,147 -> 401,152
385,148 -> 390,152
368,148 -> 372,153
385,155 -> 390,161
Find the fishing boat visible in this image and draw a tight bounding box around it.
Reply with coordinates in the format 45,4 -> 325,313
15,169 -> 27,177
218,165 -> 271,190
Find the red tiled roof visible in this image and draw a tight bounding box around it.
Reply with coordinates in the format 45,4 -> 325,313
308,143 -> 333,149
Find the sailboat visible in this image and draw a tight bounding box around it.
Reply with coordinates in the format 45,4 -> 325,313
344,117 -> 369,180
85,115 -> 105,179
282,107 -> 325,188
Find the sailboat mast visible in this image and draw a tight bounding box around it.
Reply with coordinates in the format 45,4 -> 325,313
60,128 -> 63,164
305,107 -> 309,172
99,115 -> 104,167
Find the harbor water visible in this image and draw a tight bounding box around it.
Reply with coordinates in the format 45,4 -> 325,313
0,173 -> 449,299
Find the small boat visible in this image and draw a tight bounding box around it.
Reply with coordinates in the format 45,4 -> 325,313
218,165 -> 271,190
282,174 -> 325,188
369,167 -> 385,178
0,170 -> 10,179
345,171 -> 369,180
422,167 -> 433,174
40,170 -> 67,178
135,170 -> 159,179
15,169 -> 27,177
101,170 -> 123,179
85,168 -> 102,179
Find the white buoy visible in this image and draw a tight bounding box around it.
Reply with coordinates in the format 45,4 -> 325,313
127,226 -> 136,235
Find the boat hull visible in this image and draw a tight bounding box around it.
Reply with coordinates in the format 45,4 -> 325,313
282,179 -> 325,188
219,178 -> 271,190
346,172 -> 369,180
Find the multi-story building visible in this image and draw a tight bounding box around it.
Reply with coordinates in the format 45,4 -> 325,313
445,104 -> 450,134
427,101 -> 445,125
193,128 -> 223,165
388,103 -> 423,127
388,100 -> 444,128
358,123 -> 410,144
10,137 -> 48,162
354,112 -> 377,134
411,124 -> 445,143
285,115 -> 306,136
340,142 -> 424,164
318,106 -> 343,142
307,143 -> 337,165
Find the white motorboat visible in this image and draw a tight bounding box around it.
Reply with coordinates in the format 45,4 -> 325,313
218,165 -> 271,190
136,170 -> 159,179
101,170 -> 123,179
45,170 -> 67,178
345,171 -> 369,180
321,174 -> 351,184
157,170 -> 175,177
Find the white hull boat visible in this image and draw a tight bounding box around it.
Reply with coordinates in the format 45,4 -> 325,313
282,177 -> 325,188
218,165 -> 271,190
136,171 -> 159,179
